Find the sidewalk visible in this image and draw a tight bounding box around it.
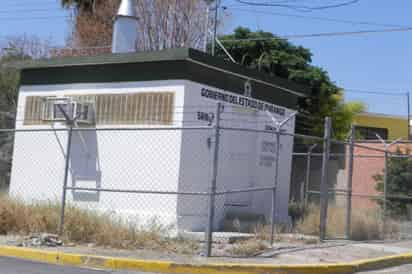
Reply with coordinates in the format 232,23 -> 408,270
2,235 -> 412,265
2,236 -> 412,274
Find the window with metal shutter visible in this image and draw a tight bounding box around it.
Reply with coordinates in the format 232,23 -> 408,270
23,92 -> 174,125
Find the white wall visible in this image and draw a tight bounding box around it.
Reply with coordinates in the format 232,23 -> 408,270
177,81 -> 295,230
10,79 -> 296,232
10,80 -> 185,227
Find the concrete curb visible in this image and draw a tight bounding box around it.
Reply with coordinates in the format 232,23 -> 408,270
0,245 -> 411,274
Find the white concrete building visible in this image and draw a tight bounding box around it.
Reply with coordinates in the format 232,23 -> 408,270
9,48 -> 308,231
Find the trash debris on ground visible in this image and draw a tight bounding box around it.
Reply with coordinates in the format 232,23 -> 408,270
18,233 -> 63,247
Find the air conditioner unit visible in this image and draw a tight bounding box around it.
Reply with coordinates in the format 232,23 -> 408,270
41,98 -> 95,124
74,102 -> 95,124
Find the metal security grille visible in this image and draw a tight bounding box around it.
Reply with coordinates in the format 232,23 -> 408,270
24,96 -> 47,125
94,92 -> 174,125
23,92 -> 175,125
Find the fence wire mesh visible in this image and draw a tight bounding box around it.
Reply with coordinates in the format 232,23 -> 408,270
291,133 -> 412,242
4,103 -> 412,257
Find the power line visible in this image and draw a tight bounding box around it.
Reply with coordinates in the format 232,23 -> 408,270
219,26 -> 412,41
233,0 -> 361,12
0,1 -> 58,7
225,7 -> 405,28
0,8 -> 72,14
344,89 -> 407,96
0,16 -> 69,21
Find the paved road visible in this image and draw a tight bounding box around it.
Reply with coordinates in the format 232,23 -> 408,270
4,255 -> 412,274
357,264 -> 412,274
0,257 -> 163,274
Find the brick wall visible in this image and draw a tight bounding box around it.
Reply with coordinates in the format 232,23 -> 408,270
351,142 -> 412,209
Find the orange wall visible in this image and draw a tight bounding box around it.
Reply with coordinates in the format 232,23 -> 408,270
351,143 -> 412,209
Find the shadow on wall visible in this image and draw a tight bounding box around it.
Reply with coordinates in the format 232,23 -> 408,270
69,130 -> 101,202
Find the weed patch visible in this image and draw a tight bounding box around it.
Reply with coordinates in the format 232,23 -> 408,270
0,196 -> 199,254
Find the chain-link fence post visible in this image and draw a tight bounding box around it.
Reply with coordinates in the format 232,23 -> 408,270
375,135 -> 402,236
304,144 -> 317,206
270,128 -> 281,245
383,147 -> 388,226
319,117 -> 332,241
345,125 -> 355,240
204,102 -> 222,257
59,125 -> 73,235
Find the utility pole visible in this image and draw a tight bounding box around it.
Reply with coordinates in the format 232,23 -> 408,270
211,0 -> 219,56
203,5 -> 210,53
407,92 -> 410,140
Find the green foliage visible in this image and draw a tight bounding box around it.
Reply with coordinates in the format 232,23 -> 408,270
0,48 -> 28,190
0,52 -> 24,129
217,27 -> 364,138
374,147 -> 412,217
0,64 -> 19,124
288,201 -> 307,225
61,0 -> 96,11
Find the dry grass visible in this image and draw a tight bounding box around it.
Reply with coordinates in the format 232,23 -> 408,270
296,204 -> 400,241
228,238 -> 269,256
0,196 -> 198,254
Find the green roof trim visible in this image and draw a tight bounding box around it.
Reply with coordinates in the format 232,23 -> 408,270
21,48 -> 191,69
19,48 -> 309,109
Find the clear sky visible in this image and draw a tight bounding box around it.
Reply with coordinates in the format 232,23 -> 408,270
1,0 -> 411,116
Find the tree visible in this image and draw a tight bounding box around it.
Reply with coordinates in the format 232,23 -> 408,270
374,147 -> 412,217
62,0 -> 118,48
61,0 -> 96,11
217,27 -> 364,138
61,0 -> 211,51
0,36 -> 51,190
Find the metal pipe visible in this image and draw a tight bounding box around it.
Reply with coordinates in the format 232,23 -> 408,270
211,0 -> 219,56
332,139 -> 389,154
383,149 -> 388,223
304,144 -> 317,206
215,38 -> 237,63
215,186 -> 275,195
58,124 -> 73,235
219,126 -> 325,142
65,187 -> 209,196
265,110 -> 297,246
67,186 -> 277,196
345,125 -> 355,240
408,92 -> 410,140
71,126 -> 213,131
203,5 -> 210,53
9,126 -> 213,133
270,129 -> 281,245
293,153 -> 412,158
375,135 -> 401,232
187,58 -> 306,97
319,117 -> 332,241
306,191 -> 412,201
205,102 -> 222,257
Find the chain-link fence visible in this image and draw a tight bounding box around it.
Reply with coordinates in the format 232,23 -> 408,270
2,102 -> 297,257
292,128 -> 412,243
3,102 -> 412,257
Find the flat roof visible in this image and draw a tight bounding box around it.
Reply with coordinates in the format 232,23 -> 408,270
18,48 -> 310,109
357,112 -> 408,120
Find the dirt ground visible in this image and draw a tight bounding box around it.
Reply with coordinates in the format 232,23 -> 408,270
2,234 -> 412,265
